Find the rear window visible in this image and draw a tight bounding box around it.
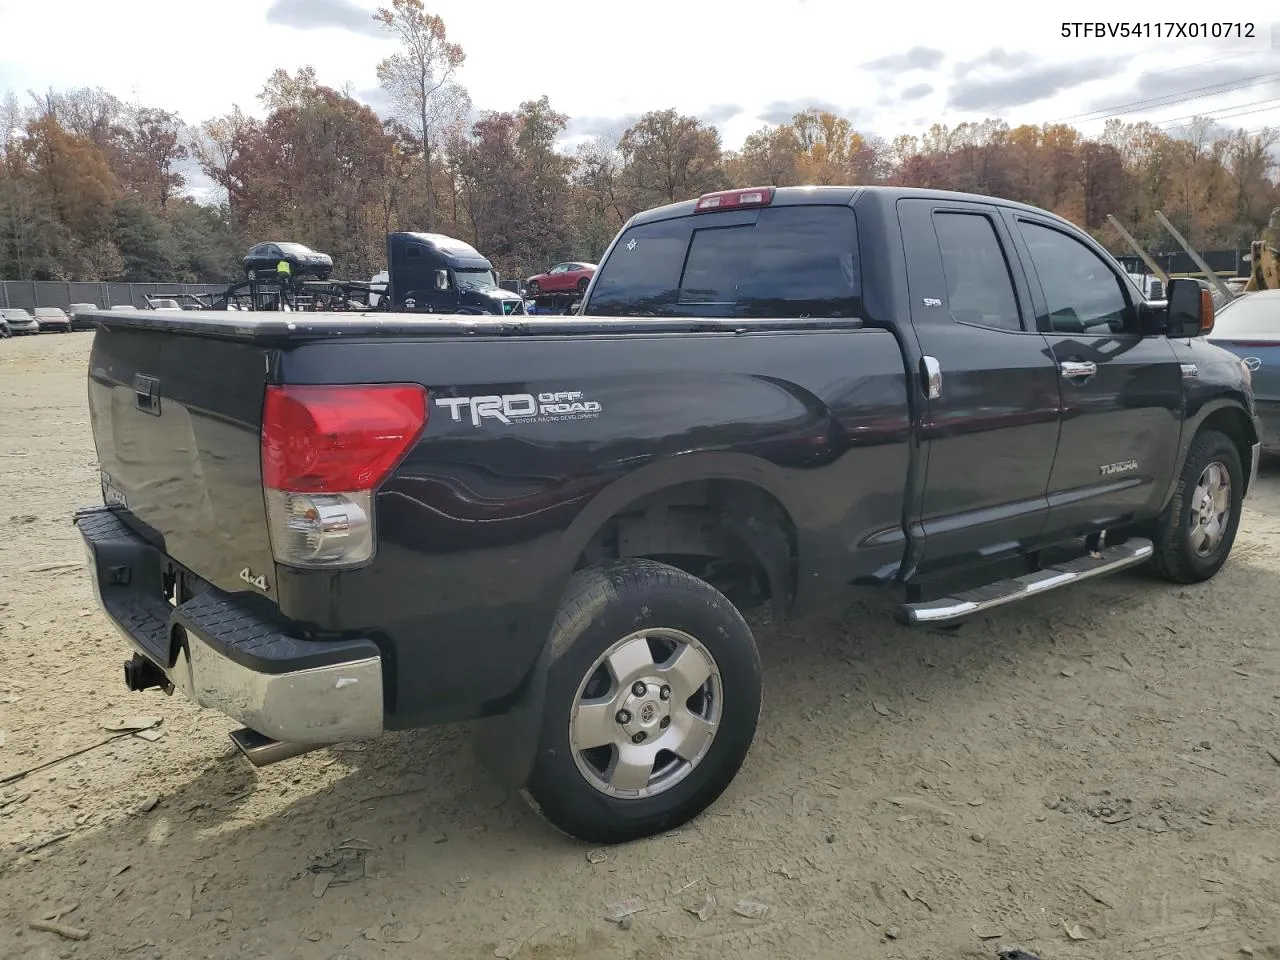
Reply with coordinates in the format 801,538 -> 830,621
586,205 -> 861,318
1212,292 -> 1280,338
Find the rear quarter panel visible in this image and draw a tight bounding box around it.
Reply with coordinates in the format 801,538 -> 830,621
277,327 -> 912,725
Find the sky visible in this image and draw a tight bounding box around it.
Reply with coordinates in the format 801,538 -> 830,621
1,0 -> 1278,175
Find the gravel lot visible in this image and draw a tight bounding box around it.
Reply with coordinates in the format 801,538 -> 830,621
2,332 -> 1279,960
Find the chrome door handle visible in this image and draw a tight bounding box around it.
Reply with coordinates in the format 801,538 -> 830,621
921,355 -> 942,399
1060,360 -> 1097,379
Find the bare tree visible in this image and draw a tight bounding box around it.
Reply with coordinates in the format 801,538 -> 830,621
191,106 -> 255,223
374,0 -> 467,230
1,89 -> 24,162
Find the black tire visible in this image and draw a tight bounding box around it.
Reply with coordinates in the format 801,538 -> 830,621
527,280 -> 540,297
1150,429 -> 1243,583
576,277 -> 589,293
524,559 -> 762,844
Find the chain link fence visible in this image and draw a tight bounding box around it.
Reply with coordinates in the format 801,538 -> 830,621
0,281 -> 230,311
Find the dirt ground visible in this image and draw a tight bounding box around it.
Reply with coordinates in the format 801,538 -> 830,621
2,332 -> 1279,960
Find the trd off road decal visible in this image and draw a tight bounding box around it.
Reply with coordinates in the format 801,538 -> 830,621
436,390 -> 603,428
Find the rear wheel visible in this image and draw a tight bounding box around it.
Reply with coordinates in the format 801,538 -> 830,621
1150,429 -> 1243,583
577,277 -> 589,294
528,280 -> 541,297
524,559 -> 762,844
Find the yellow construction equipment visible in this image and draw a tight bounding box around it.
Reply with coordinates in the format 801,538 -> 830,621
1243,206 -> 1279,292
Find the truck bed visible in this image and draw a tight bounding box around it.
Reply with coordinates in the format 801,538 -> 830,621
81,307 -> 910,726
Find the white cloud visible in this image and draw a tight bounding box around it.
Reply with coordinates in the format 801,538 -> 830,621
0,0 -> 1276,150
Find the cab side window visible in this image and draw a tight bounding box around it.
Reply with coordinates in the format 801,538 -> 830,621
1018,221 -> 1131,335
933,212 -> 1022,332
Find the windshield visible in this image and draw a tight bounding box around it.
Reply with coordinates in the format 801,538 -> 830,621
454,268 -> 497,292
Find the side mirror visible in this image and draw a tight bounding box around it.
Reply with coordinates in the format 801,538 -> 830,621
434,269 -> 449,291
1166,278 -> 1214,338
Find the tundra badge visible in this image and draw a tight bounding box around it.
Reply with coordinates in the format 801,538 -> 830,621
240,567 -> 269,592
1099,460 -> 1138,476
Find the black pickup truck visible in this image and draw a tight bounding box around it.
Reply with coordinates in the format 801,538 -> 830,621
75,185 -> 1261,844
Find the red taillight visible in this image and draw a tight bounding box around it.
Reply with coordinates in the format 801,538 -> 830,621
262,384 -> 427,493
261,384 -> 427,569
693,186 -> 775,213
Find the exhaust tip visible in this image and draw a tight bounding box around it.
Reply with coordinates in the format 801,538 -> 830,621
229,728 -> 324,767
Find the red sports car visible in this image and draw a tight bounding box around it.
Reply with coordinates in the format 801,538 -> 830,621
525,261 -> 597,296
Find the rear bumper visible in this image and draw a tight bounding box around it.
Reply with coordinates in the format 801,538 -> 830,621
73,505 -> 384,744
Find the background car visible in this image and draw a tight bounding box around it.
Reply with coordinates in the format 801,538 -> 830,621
67,303 -> 99,331
33,306 -> 71,333
0,308 -> 39,335
525,261 -> 596,297
243,242 -> 333,280
1206,288 -> 1280,453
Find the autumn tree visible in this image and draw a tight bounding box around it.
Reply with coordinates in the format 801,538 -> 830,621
617,109 -> 724,213
228,69 -> 395,275
454,97 -> 574,275
5,74 -> 1280,284
20,115 -> 120,277
791,109 -> 881,184
118,106 -> 188,208
730,124 -> 801,187
191,105 -> 257,226
570,136 -> 628,257
374,0 -> 467,231
41,86 -> 124,153
1224,127 -> 1280,245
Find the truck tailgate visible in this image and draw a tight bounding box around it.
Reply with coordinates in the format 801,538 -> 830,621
87,322 -> 274,594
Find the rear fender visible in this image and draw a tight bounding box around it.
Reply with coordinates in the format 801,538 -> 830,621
472,452 -> 795,789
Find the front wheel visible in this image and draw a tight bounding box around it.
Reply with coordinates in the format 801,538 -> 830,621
1150,428 -> 1244,583
524,559 -> 762,844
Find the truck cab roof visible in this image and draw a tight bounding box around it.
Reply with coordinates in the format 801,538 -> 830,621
628,184 -> 1083,233
391,232 -> 492,270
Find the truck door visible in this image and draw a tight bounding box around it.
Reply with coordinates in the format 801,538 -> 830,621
1000,210 -> 1182,538
390,242 -> 454,312
897,198 -> 1061,574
